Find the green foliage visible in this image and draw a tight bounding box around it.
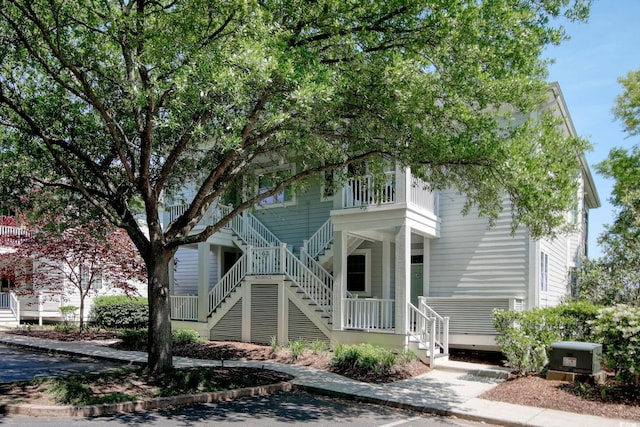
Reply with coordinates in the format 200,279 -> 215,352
117,329 -> 148,351
287,339 -> 306,361
171,329 -> 201,346
330,343 -> 398,375
493,301 -> 600,375
574,69 -> 640,306
117,328 -> 200,351
590,305 -> 640,385
309,340 -> 328,354
269,335 -> 279,352
89,296 -> 148,329
49,377 -> 94,405
0,0 -> 592,373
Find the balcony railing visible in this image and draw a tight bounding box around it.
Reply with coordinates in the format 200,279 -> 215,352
342,173 -> 396,209
341,172 -> 438,216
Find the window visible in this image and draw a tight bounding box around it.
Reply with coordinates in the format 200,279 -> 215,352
346,249 -> 371,294
540,252 -> 548,293
255,165 -> 295,207
320,170 -> 335,201
80,268 -> 102,290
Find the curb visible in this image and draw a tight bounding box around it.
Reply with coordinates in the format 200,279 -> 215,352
0,382 -> 292,417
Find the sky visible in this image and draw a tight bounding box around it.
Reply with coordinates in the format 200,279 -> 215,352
544,0 -> 640,259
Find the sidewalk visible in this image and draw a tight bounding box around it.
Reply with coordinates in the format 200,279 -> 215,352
0,333 -> 630,426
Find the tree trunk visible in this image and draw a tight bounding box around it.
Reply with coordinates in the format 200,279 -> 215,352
78,293 -> 85,330
146,251 -> 174,374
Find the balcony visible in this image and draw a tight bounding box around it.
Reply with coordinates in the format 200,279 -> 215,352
341,172 -> 438,217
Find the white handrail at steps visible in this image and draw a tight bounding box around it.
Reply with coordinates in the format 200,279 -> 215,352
408,302 -> 436,363
418,296 -> 449,355
303,218 -> 333,259
282,245 -> 333,317
207,253 -> 247,316
9,291 -> 20,322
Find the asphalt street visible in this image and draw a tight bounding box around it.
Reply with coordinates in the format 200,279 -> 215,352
0,343 -> 127,383
1,390 -> 490,426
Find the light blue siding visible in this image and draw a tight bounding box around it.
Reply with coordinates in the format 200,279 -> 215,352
250,182 -> 333,251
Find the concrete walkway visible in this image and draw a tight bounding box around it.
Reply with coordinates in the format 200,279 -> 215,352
0,333 -> 630,426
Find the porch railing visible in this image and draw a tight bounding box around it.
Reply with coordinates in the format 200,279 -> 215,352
342,172 -> 396,208
303,218 -> 333,260
0,225 -> 31,246
170,295 -> 198,321
343,298 -> 395,331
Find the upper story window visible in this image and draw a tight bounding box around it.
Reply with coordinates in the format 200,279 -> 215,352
255,165 -> 296,207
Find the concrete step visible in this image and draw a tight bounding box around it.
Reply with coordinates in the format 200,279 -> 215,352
433,359 -> 511,380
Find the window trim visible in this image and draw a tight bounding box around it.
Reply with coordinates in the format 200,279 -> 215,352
254,164 -> 297,208
346,249 -> 371,296
540,252 -> 548,293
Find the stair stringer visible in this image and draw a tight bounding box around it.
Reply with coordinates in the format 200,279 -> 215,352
283,283 -> 332,340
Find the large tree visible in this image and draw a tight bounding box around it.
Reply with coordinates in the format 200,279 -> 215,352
574,69 -> 640,305
0,0 -> 590,373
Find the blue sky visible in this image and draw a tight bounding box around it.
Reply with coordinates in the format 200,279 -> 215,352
545,0 -> 640,258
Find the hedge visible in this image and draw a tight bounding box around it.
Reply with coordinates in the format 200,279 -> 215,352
89,295 -> 148,329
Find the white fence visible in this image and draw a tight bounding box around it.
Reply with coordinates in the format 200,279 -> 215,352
342,173 -> 396,208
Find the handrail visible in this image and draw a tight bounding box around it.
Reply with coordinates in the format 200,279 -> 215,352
300,248 -> 333,289
241,212 -> 281,247
207,253 -> 247,316
282,245 -> 333,317
418,297 -> 449,356
9,291 -> 20,323
408,302 -> 434,360
304,218 -> 333,259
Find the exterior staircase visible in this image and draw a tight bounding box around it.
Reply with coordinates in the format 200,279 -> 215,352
0,308 -> 19,328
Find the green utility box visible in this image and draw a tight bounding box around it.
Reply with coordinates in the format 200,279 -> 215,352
548,341 -> 602,374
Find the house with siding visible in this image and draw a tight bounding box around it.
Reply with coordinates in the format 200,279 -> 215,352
163,82 -> 599,364
0,217 -> 148,326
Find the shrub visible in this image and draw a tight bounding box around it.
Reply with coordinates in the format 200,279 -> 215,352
117,328 -> 200,350
90,296 -> 148,329
172,328 -> 201,346
287,339 -> 306,361
493,301 -> 600,375
590,304 -> 640,385
330,343 -> 397,375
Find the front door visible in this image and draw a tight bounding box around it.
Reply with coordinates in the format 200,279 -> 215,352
410,264 -> 423,307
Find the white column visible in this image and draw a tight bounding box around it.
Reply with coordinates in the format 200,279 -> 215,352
197,243 -> 210,322
382,240 -> 392,299
423,236 -> 430,298
332,229 -> 347,331
394,222 -> 411,335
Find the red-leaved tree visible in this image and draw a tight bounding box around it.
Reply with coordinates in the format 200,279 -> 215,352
0,221 -> 146,329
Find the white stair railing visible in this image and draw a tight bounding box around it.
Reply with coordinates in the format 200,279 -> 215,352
207,253 -> 247,316
9,291 -> 20,322
303,218 -> 333,259
408,302 -> 434,359
300,248 -> 333,289
282,245 -> 333,317
418,296 -> 449,355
